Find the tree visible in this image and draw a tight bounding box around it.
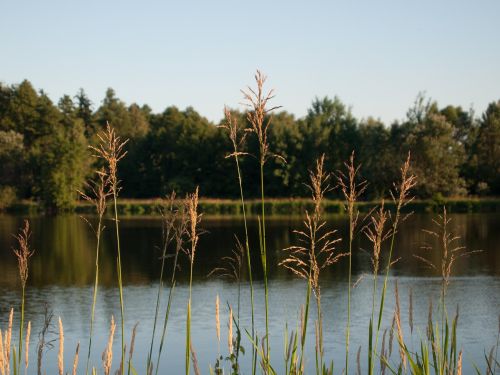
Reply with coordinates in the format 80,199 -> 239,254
474,101 -> 500,194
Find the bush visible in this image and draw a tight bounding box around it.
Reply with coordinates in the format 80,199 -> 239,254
0,186 -> 17,210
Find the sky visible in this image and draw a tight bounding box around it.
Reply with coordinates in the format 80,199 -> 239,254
1,0 -> 499,124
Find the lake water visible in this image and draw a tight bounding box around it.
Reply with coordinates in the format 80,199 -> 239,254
0,213 -> 499,374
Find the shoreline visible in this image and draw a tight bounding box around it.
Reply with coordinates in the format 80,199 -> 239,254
3,197 -> 500,216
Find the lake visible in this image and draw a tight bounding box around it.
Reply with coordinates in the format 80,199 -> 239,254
0,213 -> 499,374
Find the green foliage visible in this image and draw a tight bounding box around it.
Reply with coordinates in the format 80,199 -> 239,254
0,81 -> 499,203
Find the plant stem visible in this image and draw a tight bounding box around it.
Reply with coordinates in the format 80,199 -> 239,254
147,229 -> 170,374
235,155 -> 257,375
85,220 -> 102,375
18,286 -> 25,368
345,217 -> 353,375
259,161 -> 270,373
113,192 -> 125,375
186,260 -> 194,375
155,246 -> 180,375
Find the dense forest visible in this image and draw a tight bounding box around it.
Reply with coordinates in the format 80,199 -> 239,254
0,80 -> 499,210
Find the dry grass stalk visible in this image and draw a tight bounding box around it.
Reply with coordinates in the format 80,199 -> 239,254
5,309 -> 13,375
337,151 -> 368,237
129,323 -> 138,366
103,316 -> 116,375
415,207 -> 481,290
183,187 -> 201,265
380,329 -> 387,374
72,342 -> 80,375
78,168 -> 110,222
409,288 -> 414,334
280,155 -> 344,297
89,123 -> 128,191
365,201 -> 391,275
58,317 -> 64,375
37,304 -> 53,375
13,220 -> 35,289
228,307 -> 233,355
389,152 -> 417,226
220,107 -> 248,160
389,311 -> 395,358
457,350 -> 462,375
0,329 -> 4,375
25,321 -> 31,372
394,282 -> 406,371
190,343 -> 200,375
215,295 -> 220,348
241,70 -> 282,166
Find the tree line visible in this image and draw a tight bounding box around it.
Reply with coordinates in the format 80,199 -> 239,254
0,79 -> 499,210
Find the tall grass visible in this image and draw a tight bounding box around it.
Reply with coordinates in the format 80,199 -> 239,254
371,152 -> 416,375
221,107 -> 257,374
79,169 -> 109,375
90,123 -> 129,375
12,220 -> 34,371
337,152 -> 367,375
280,155 -> 344,374
242,70 -> 283,373
184,188 -> 201,375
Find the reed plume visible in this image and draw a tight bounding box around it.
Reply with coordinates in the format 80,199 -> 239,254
155,197 -> 189,375
372,152 -> 416,375
79,168 -> 110,375
337,151 -> 367,374
147,192 -> 178,374
281,155 -> 344,372
103,316 -> 116,375
364,201 -> 391,373
91,123 -> 128,374
242,70 -> 283,372
58,317 -> 64,375
183,188 -> 201,375
221,105 -> 257,374
12,220 -> 35,368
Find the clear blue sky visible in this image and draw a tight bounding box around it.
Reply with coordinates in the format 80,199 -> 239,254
2,0 -> 499,123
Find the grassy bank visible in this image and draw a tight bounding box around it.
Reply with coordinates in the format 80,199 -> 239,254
3,197 -> 500,216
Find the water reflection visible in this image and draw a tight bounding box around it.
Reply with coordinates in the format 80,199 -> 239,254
0,213 -> 499,287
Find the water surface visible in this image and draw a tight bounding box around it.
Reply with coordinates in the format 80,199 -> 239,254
0,213 -> 499,374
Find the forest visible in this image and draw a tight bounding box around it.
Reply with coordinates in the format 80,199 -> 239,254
0,79 -> 499,210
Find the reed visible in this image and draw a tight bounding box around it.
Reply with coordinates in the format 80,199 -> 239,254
127,323 -> 138,375
155,197 -> 189,375
337,151 -> 367,375
91,123 -> 128,375
147,192 -> 177,374
58,317 -> 64,375
242,70 -> 283,373
72,342 -> 80,375
24,321 -> 30,375
183,188 -> 201,375
12,220 -> 34,371
364,202 -> 391,373
102,316 -> 116,375
371,152 -> 416,375
281,155 -> 344,374
220,107 -> 257,374
79,168 -> 109,375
